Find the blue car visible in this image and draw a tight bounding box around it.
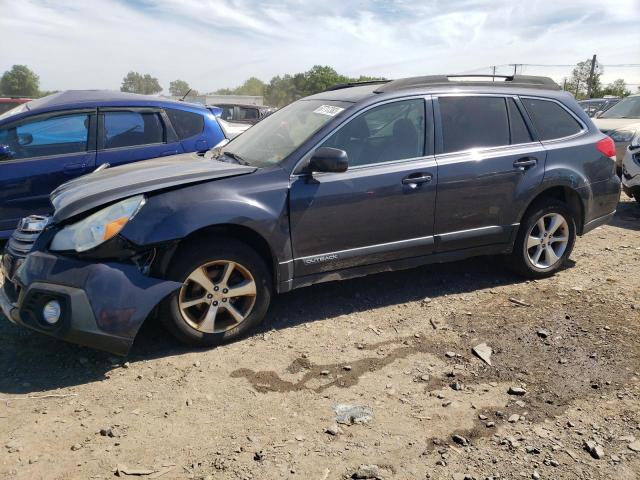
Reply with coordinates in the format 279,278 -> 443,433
0,90 -> 226,239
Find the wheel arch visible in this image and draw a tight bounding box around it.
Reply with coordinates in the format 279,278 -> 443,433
519,184 -> 586,234
155,223 -> 280,288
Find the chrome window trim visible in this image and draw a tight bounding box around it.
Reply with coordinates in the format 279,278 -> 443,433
290,95 -> 432,177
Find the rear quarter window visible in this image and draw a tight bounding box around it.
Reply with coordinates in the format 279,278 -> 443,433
165,108 -> 205,139
521,98 -> 583,141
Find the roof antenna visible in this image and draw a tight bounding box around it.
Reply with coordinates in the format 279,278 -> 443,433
179,89 -> 192,102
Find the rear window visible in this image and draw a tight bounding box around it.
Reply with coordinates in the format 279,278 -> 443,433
439,96 -> 509,153
521,98 -> 583,140
166,108 -> 205,139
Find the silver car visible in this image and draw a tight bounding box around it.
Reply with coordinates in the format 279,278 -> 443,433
593,94 -> 640,173
621,136 -> 640,202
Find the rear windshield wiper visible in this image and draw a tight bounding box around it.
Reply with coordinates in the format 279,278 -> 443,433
222,151 -> 250,166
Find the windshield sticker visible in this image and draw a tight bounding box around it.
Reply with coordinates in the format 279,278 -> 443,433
313,105 -> 344,117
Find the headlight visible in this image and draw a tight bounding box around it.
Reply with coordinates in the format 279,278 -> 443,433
50,195 -> 145,252
609,129 -> 637,143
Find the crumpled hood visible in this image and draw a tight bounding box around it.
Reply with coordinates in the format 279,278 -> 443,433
593,118 -> 640,133
51,152 -> 256,221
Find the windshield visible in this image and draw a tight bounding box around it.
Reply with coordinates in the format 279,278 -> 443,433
599,96 -> 640,119
220,99 -> 352,167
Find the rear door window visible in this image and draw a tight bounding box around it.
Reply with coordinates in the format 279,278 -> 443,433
439,96 -> 509,153
507,98 -> 533,144
103,111 -> 164,149
0,113 -> 90,160
521,98 -> 583,140
165,108 -> 204,139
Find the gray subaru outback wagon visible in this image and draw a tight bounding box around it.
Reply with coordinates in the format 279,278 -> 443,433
1,75 -> 621,355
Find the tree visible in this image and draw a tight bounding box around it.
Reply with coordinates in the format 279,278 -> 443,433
567,58 -> 603,99
0,65 -> 40,96
217,66 -> 385,107
120,71 -> 162,95
600,79 -> 631,98
169,79 -> 193,97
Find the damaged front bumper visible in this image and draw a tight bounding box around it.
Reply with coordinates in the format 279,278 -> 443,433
0,251 -> 182,355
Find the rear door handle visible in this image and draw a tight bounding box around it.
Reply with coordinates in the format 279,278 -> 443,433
513,157 -> 537,169
402,173 -> 433,186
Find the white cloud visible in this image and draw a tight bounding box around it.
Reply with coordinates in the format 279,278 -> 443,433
0,0 -> 638,93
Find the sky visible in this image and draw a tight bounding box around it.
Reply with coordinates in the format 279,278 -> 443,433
1,0 -> 639,93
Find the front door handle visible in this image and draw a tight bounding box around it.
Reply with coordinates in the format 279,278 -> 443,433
513,157 -> 537,169
402,173 -> 433,186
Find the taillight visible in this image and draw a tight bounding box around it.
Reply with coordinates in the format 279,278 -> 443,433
596,136 -> 616,158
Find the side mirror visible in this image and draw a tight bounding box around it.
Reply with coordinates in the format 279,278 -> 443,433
308,147 -> 348,173
17,133 -> 33,146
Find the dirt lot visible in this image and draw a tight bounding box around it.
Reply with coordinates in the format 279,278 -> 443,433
1,195 -> 639,480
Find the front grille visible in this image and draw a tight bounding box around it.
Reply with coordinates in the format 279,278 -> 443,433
5,215 -> 50,260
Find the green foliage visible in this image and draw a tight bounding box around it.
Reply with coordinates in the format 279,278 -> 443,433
600,79 -> 631,98
216,66 -> 385,107
169,79 -> 194,97
0,65 -> 40,97
120,71 -> 163,95
566,58 -> 603,99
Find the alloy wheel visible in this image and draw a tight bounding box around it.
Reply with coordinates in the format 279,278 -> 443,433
525,213 -> 570,269
178,260 -> 257,333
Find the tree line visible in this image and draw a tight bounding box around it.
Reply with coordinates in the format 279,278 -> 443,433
1,63 -> 637,106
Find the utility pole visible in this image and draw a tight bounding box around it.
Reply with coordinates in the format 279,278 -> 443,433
587,54 -> 597,99
510,64 -> 518,76
563,78 -> 567,90
575,80 -> 580,97
492,66 -> 496,82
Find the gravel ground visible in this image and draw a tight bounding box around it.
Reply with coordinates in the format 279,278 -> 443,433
1,195 -> 639,480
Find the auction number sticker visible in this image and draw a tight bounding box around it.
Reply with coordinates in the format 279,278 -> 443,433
313,105 -> 344,116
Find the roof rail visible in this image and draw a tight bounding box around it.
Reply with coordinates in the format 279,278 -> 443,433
373,75 -> 561,93
322,80 -> 390,92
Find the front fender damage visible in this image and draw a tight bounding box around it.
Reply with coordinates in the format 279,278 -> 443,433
14,252 -> 183,355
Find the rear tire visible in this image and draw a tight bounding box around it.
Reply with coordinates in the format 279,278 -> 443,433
506,199 -> 576,278
159,238 -> 271,348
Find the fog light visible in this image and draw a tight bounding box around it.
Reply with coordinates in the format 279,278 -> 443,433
42,300 -> 61,325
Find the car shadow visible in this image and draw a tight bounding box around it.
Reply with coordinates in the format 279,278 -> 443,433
0,254 -> 534,395
609,195 -> 640,231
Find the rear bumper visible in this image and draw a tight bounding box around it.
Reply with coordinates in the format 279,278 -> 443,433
1,251 -> 182,355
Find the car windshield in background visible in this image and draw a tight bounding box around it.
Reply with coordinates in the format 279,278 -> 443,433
599,96 -> 640,119
0,102 -> 29,122
220,99 -> 351,167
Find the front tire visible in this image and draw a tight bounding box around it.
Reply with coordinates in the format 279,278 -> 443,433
507,199 -> 576,278
160,238 -> 272,348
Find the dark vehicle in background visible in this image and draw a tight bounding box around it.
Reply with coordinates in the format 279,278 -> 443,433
0,90 -> 226,239
211,103 -> 277,125
0,97 -> 32,116
0,75 -> 620,355
578,97 -> 620,118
